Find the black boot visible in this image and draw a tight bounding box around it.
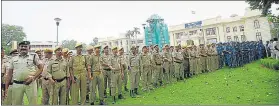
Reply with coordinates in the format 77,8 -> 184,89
90,102 -> 94,105
104,90 -> 107,98
118,94 -> 124,99
134,88 -> 139,95
159,81 -> 163,86
86,94 -> 89,103
112,96 -> 116,104
99,100 -> 105,105
124,86 -> 128,92
109,89 -> 112,96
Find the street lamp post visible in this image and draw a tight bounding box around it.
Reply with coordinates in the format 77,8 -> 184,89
54,18 -> 62,46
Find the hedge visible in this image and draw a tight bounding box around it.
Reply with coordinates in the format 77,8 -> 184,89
260,57 -> 279,70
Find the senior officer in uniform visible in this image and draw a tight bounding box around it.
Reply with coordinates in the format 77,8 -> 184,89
119,47 -> 129,92
69,43 -> 89,105
128,45 -> 141,98
35,49 -> 44,90
5,41 -> 43,105
86,45 -> 94,102
41,48 -> 54,105
46,46 -> 70,105
87,45 -> 105,105
109,46 -> 124,104
101,45 -> 112,98
140,45 -> 153,91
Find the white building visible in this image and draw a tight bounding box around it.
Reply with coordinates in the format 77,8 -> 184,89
169,8 -> 273,46
30,41 -> 60,53
98,33 -> 144,53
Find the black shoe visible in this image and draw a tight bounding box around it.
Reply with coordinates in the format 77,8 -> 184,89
159,81 -> 163,86
112,96 -> 116,104
90,102 -> 94,105
134,88 -> 139,95
109,89 -> 112,96
124,86 -> 129,92
118,94 -> 124,99
99,100 -> 105,105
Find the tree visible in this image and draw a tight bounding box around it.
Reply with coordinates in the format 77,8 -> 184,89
246,0 -> 279,17
125,30 -> 133,52
89,37 -> 99,46
132,27 -> 141,46
1,24 -> 27,54
61,40 -> 77,50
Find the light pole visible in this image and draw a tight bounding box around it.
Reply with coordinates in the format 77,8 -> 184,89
54,18 -> 62,46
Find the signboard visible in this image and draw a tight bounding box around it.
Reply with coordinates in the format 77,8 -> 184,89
185,21 -> 202,29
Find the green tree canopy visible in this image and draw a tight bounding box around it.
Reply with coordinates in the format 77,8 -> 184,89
1,24 -> 27,54
246,0 -> 279,17
61,40 -> 77,50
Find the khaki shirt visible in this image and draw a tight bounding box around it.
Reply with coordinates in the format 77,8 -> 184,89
69,54 -> 87,75
129,54 -> 140,67
109,54 -> 121,72
140,53 -> 152,70
9,53 -> 41,81
101,54 -> 111,70
41,57 -> 54,78
119,54 -> 127,70
88,54 -> 103,72
2,56 -> 9,83
47,56 -> 69,80
190,49 -> 196,58
173,51 -> 183,63
153,51 -> 163,65
200,48 -> 207,57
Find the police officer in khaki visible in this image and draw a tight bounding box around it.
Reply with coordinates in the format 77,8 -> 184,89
169,46 -> 175,81
46,46 -> 69,105
189,45 -> 195,76
3,49 -> 18,105
206,44 -> 212,72
118,47 -> 129,92
35,49 -> 44,90
162,44 -> 171,84
1,47 -> 8,104
182,45 -> 190,78
173,44 -> 184,81
86,45 -> 94,102
41,48 -> 54,105
109,46 -> 124,104
5,41 -> 43,105
152,44 -> 163,88
199,44 -> 208,73
212,43 -> 219,71
62,48 -> 71,104
128,45 -> 141,98
101,45 -> 112,98
140,45 -> 153,91
69,43 -> 88,105
87,45 -> 105,105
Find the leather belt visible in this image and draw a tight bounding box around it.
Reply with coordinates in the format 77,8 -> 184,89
44,78 -> 49,80
156,64 -> 161,65
54,77 -> 66,83
104,69 -> 111,71
13,80 -> 25,84
175,61 -> 182,63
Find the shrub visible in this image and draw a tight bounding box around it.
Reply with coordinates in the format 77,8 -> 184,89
260,58 -> 279,70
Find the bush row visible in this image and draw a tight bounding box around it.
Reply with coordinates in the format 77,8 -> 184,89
260,58 -> 279,70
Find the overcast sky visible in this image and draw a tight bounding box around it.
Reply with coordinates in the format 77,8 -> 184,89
2,1 -> 276,44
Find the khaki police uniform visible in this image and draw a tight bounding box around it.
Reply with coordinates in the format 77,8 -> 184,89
162,45 -> 171,84
173,47 -> 184,80
152,45 -> 163,87
200,46 -> 208,73
2,56 -> 10,105
206,45 -> 212,72
69,43 -> 88,105
101,45 -> 112,97
119,47 -> 128,91
140,46 -> 153,91
189,46 -> 195,75
128,46 -> 141,97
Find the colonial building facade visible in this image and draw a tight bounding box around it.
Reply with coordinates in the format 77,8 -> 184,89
169,8 -> 272,46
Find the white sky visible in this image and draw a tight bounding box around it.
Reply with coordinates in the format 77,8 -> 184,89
0,1 -> 260,44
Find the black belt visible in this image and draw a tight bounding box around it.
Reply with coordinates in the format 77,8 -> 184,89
156,64 -> 161,65
13,80 -> 25,84
175,61 -> 182,63
104,69 -> 111,71
44,78 -> 49,80
54,77 -> 66,83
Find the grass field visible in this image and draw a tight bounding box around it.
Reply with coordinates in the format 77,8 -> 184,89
24,61 -> 279,105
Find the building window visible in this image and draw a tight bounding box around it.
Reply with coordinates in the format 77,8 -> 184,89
256,32 -> 262,41
205,27 -> 216,36
239,25 -> 244,32
226,27 -> 230,33
175,32 -> 183,39
241,35 -> 246,41
254,20 -> 260,29
234,36 -> 239,42
233,26 -> 237,32
189,30 -> 197,36
227,36 -> 232,42
207,38 -> 217,44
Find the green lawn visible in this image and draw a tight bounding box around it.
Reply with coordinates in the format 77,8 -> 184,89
24,61 -> 279,105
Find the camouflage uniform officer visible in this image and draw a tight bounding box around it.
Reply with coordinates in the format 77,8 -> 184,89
128,45 -> 141,98
101,45 -> 112,98
85,45 -> 94,103
152,45 -> 163,88
46,46 -> 70,105
162,44 -> 171,84
189,45 -> 195,76
140,46 -> 153,91
3,49 -> 18,105
41,48 -> 54,105
173,45 -> 184,81
199,44 -> 207,73
69,43 -> 88,105
109,47 -> 124,104
5,41 -> 43,105
119,47 -> 128,92
87,45 -> 105,105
